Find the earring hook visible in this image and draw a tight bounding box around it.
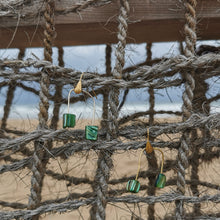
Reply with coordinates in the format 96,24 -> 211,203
135,128 -> 165,180
67,72 -> 84,113
67,72 -> 96,124
64,72 -> 97,131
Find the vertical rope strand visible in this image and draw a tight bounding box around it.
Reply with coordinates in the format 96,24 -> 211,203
108,0 -> 129,138
90,46 -> 112,220
145,43 -> 157,220
90,45 -> 112,220
50,47 -> 64,130
39,0 -> 55,127
100,44 -> 112,130
1,48 -> 25,130
147,43 -> 154,125
90,1 -> 129,219
43,0 -> 55,63
176,0 -> 197,219
28,1 -> 55,219
90,149 -> 114,220
184,0 -> 197,58
189,57 -> 209,216
113,0 -> 130,80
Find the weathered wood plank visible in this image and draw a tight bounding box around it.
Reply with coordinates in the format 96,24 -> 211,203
0,0 -> 219,48
1,0 -> 220,26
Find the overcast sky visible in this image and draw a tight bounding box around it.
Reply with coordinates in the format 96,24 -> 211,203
0,40 -> 219,109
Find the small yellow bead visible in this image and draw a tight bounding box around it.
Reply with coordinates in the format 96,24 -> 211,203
146,141 -> 153,154
74,81 -> 82,94
74,73 -> 84,94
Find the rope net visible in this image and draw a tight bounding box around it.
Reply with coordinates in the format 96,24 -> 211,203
0,0 -> 220,219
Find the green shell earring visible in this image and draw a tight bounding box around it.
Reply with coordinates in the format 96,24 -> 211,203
146,128 -> 166,188
126,128 -> 166,193
63,73 -> 84,128
83,90 -> 98,141
63,88 -> 76,128
63,73 -> 98,140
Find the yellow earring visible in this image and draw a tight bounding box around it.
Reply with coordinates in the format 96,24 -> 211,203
126,128 -> 166,193
63,73 -> 98,140
74,72 -> 84,94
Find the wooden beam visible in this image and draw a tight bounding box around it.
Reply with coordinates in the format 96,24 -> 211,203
0,0 -> 219,48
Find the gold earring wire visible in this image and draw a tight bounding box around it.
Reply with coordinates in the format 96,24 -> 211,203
67,72 -> 84,113
135,128 -> 165,181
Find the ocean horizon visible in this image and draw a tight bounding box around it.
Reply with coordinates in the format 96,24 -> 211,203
1,42 -> 219,121
1,101 -> 219,120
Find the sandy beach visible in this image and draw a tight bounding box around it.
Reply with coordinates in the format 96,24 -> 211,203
1,118 -> 219,219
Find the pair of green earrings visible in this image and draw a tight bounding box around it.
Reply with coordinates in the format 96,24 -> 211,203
63,73 -> 98,141
126,128 -> 166,193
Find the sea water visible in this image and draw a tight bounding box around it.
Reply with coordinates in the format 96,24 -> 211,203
0,101 -> 219,120
0,42 -> 219,120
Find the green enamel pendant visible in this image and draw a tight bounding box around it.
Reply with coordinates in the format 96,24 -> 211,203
85,125 -> 98,140
126,180 -> 140,193
63,113 -> 76,128
155,173 -> 166,188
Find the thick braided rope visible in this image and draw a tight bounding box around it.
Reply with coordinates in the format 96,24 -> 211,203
1,53 -> 219,87
89,46 -> 114,220
38,71 -> 50,128
90,150 -> 114,220
176,0 -> 197,219
190,72 -> 210,216
90,1 -> 129,219
147,43 -> 153,125
50,47 -> 64,129
195,48 -> 211,160
28,0 -> 55,218
100,44 -> 112,130
43,0 -> 55,63
90,45 -> 112,220
184,0 -> 197,57
28,141 -> 45,215
0,112 -> 218,155
189,44 -> 213,217
190,132 -> 201,216
146,43 -> 158,220
38,0 -> 55,127
109,0 -> 129,137
1,48 -> 25,130
182,0 -> 197,120
112,0 -> 129,80
1,193 -> 220,220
